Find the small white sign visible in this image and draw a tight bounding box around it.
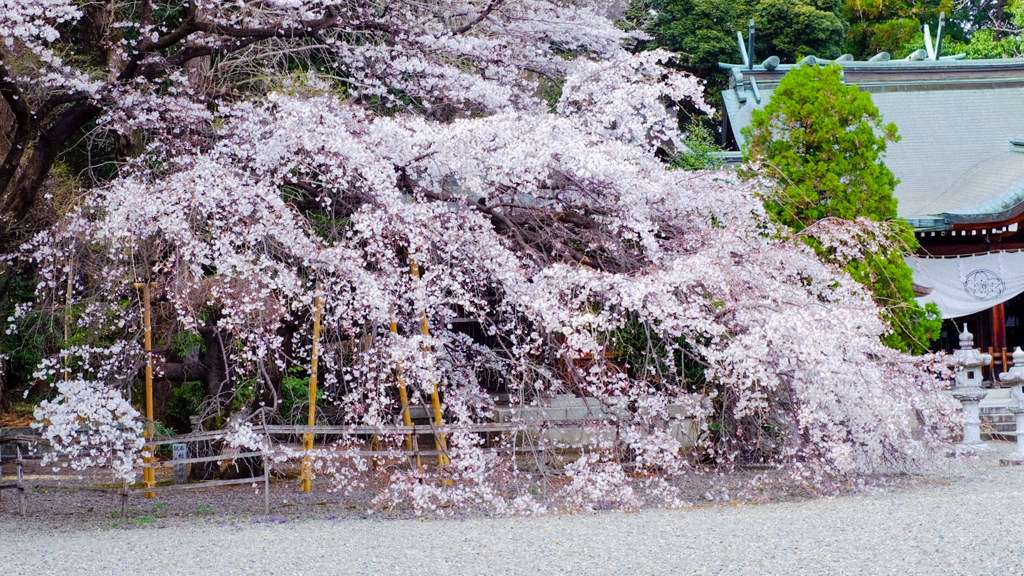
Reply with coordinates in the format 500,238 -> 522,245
172,443 -> 188,484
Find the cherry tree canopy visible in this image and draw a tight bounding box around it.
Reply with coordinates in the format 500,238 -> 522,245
4,0 -> 961,510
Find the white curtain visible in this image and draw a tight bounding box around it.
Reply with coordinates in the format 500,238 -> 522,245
906,252 -> 1024,318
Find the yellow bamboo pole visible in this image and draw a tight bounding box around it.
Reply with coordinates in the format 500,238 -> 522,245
133,281 -> 155,498
409,260 -> 450,473
300,291 -> 322,492
389,305 -> 420,468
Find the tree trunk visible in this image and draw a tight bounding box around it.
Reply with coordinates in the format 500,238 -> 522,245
2,101 -> 101,224
0,357 -> 9,413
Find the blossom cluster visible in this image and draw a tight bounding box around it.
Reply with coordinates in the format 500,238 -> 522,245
10,0 -> 963,510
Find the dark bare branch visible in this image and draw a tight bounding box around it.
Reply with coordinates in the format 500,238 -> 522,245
455,0 -> 506,35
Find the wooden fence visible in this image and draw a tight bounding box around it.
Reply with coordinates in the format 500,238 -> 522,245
137,430 -> 270,514
3,418 -> 616,517
0,441 -> 27,516
984,347 -> 1016,384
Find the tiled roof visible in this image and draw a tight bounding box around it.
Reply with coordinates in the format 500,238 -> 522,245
720,58 -> 1024,228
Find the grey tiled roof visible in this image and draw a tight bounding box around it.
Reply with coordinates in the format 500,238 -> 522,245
720,59 -> 1024,227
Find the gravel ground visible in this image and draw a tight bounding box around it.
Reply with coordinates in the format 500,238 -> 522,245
2,444 -> 1023,575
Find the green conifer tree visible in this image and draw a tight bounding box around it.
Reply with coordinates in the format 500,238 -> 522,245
744,64 -> 941,353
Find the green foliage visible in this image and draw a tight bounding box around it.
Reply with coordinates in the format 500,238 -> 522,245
643,0 -> 847,77
153,421 -> 176,437
609,317 -> 707,392
744,64 -> 941,353
745,65 -> 900,226
845,17 -> 922,57
752,0 -> 848,61
229,381 -> 256,413
1013,0 -> 1024,28
167,381 -> 206,424
170,331 -> 206,357
643,0 -> 749,76
279,367 -> 322,423
943,29 -> 1024,59
840,0 -> 1022,60
538,76 -> 565,114
670,124 -> 724,170
152,421 -> 176,454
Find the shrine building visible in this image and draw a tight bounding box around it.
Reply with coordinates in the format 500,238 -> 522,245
719,35 -> 1024,373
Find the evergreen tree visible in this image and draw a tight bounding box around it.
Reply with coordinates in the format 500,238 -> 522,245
744,64 -> 941,353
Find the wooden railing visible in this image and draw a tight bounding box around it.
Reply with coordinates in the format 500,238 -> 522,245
985,347 -> 1015,385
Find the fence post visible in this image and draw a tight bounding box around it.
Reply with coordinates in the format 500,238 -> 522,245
120,479 -> 129,518
263,451 -> 270,514
16,445 -> 25,517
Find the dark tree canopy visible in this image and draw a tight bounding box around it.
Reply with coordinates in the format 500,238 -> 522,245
641,0 -> 848,77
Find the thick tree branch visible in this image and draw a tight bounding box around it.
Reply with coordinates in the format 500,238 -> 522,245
455,0 -> 506,34
1,101 -> 101,222
0,61 -> 35,197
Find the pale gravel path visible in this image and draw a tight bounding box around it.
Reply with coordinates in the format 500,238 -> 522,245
2,448 -> 1024,575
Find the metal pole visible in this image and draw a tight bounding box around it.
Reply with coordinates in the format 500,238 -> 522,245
133,282 -> 155,498
300,290 -> 322,492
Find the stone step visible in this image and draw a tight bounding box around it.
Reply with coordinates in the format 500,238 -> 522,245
981,408 -> 1019,435
985,415 -> 1015,424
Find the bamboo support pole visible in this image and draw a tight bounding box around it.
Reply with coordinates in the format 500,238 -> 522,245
133,282 -> 155,498
300,292 -> 322,492
409,260 -> 450,474
389,306 -> 420,468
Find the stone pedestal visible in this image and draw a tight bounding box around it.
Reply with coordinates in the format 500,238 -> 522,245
949,327 -> 991,451
999,348 -> 1024,465
1002,404 -> 1024,466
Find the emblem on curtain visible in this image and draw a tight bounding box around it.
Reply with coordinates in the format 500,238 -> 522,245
964,269 -> 1005,300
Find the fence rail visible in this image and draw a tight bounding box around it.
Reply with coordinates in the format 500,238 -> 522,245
3,416 -> 621,518
131,475 -> 267,494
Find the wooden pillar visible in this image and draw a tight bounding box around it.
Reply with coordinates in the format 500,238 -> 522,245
993,303 -> 1007,386
994,303 -> 1007,355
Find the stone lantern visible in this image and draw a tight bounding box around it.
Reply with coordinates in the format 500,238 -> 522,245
998,347 -> 1024,465
949,326 -> 991,450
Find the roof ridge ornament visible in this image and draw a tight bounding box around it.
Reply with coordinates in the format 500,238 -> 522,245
736,19 -> 757,71
923,12 -> 946,61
